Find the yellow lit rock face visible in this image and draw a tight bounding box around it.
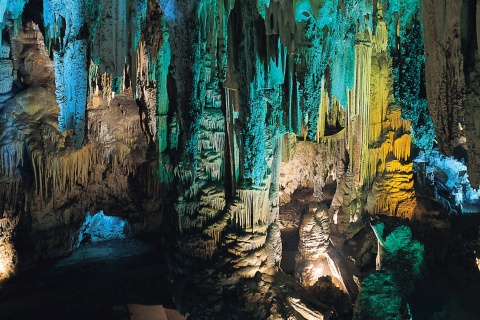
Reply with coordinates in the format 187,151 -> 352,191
0,215 -> 18,282
285,7 -> 417,223
349,29 -> 373,188
308,18 -> 416,219
364,18 -> 416,219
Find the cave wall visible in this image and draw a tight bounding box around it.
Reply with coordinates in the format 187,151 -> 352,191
0,0 -> 163,272
422,0 -> 480,188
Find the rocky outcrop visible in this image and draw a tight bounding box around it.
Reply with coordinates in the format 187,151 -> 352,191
421,0 -> 480,188
0,214 -> 18,281
295,203 -> 332,287
0,40 -> 13,101
12,22 -> 54,89
0,85 -> 162,268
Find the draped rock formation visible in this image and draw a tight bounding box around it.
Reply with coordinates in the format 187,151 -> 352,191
0,0 -> 479,319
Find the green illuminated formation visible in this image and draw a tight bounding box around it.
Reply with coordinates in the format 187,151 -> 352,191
355,222 -> 424,319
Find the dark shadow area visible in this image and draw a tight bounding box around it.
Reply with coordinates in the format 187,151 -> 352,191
409,215 -> 480,319
0,235 -> 174,320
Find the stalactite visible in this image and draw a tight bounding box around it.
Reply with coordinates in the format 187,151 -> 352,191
230,184 -> 272,231
393,133 -> 411,162
202,156 -> 223,181
361,7 -> 416,218
174,166 -> 193,184
200,185 -> 226,211
203,218 -> 228,246
0,55 -> 13,95
91,0 -> 127,78
179,235 -> 217,260
0,142 -> 23,176
100,73 -> 113,105
43,0 -> 89,149
351,29 -> 373,186
315,79 -> 329,143
281,133 -> 297,163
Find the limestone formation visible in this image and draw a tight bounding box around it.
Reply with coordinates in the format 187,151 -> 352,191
421,0 -> 480,188
0,0 -> 479,319
0,214 -> 18,281
295,203 -> 332,287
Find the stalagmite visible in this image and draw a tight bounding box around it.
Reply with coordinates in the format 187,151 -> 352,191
295,203 -> 334,287
0,214 -> 19,282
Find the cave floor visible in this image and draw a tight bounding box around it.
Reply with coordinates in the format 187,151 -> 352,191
0,236 -> 174,320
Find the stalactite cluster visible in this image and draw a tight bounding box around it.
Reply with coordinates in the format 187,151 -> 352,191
280,1 -> 418,221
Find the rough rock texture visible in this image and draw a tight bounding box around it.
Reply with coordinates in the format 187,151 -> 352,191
12,22 -> 54,89
294,203 -> 333,287
0,40 -> 13,100
0,85 -> 162,268
280,141 -> 345,206
422,0 -> 480,188
0,214 -> 18,281
1,0 -> 479,319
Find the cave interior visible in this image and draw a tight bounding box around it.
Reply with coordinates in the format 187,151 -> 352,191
1,0 -> 480,319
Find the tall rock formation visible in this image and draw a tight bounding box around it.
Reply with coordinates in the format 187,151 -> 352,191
422,0 -> 480,188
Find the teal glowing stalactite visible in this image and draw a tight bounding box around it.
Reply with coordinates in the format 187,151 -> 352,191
266,38 -> 287,139
294,0 -> 374,141
302,49 -> 323,141
331,38 -> 355,109
130,0 -> 147,99
111,76 -> 122,95
54,40 -> 88,149
257,0 -> 270,19
156,25 -> 171,153
383,0 -> 420,54
155,20 -> 173,184
243,57 -> 267,187
266,83 -> 286,140
383,0 -> 435,151
132,0 -> 147,53
45,0 -> 89,149
85,0 -> 102,41
0,1 -> 6,24
0,0 -> 28,50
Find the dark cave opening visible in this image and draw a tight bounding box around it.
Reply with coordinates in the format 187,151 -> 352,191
0,235 -> 174,320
